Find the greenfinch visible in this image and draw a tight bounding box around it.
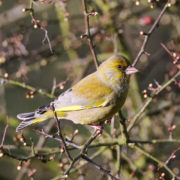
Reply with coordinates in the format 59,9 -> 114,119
16,55 -> 138,132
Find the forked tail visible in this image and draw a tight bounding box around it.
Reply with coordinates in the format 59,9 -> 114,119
16,104 -> 51,132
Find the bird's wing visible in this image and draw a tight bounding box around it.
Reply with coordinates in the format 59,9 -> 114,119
54,73 -> 114,111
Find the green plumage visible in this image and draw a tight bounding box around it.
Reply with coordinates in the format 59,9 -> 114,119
16,55 -> 137,132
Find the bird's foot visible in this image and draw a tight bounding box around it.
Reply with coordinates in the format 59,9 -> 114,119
104,118 -> 112,124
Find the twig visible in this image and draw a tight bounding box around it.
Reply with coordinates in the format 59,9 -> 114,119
0,77 -> 55,99
16,116 -> 57,180
2,137 -> 180,163
36,119 -> 55,149
82,129 -> 100,154
160,43 -> 173,57
127,70 -> 180,132
81,0 -> 99,69
62,129 -> 101,179
41,28 -> 53,53
164,146 -> 180,166
62,154 -> 81,180
50,103 -> 73,162
26,0 -> 53,53
53,148 -> 107,180
118,111 -> 129,143
36,129 -> 81,149
0,117 -> 9,148
30,129 -> 180,150
70,147 -> 106,174
129,139 -> 180,144
81,154 -> 119,180
1,150 -> 35,161
132,0 -> 171,67
116,145 -> 122,178
131,144 -> 180,180
161,42 -> 180,65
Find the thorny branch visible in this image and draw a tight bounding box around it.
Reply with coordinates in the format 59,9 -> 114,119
81,0 -> 99,69
132,0 -> 171,67
127,70 -> 180,132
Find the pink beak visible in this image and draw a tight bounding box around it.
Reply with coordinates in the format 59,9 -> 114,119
125,66 -> 138,75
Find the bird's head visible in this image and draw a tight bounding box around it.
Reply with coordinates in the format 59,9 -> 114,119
97,55 -> 138,92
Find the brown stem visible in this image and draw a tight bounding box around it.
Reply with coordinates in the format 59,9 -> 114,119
127,70 -> 180,132
81,154 -> 119,180
81,0 -> 99,69
36,129 -> 81,149
0,117 -> 9,148
50,103 -> 73,162
132,0 -> 171,67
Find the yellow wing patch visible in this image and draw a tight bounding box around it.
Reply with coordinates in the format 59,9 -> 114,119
56,105 -> 85,111
31,117 -> 47,125
45,110 -> 67,117
55,101 -> 108,113
56,105 -> 95,112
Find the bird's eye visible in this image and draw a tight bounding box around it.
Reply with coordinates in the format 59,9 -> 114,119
117,65 -> 123,70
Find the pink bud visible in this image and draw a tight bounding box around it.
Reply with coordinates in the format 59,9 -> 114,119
139,16 -> 153,26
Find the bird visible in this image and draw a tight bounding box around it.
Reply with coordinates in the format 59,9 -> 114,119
16,55 -> 138,132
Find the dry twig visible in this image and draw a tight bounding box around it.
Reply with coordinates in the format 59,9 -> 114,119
132,0 -> 171,67
81,0 -> 99,69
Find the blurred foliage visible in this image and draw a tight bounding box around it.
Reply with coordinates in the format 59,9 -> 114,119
0,0 -> 180,180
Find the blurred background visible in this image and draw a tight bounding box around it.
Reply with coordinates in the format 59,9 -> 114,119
0,0 -> 180,179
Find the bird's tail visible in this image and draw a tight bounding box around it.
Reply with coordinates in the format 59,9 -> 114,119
16,104 -> 52,132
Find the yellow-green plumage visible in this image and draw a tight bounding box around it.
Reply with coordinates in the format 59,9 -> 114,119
16,55 -> 137,132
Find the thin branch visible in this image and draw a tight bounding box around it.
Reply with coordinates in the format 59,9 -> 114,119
131,144 -> 180,180
2,137 -> 180,163
119,111 -> 129,143
70,147 -> 106,174
116,145 -> 122,178
82,129 -> 100,154
132,0 -> 171,67
29,0 -> 53,53
164,146 -> 180,167
50,103 -> 73,162
81,0 -> 99,69
53,148 -> 107,180
127,70 -> 180,132
62,154 -> 81,180
0,149 -> 35,161
36,129 -> 81,149
0,117 -> 9,148
41,28 -> 53,53
129,139 -> 180,144
160,43 -> 173,57
62,129 -> 101,179
3,137 -> 180,154
89,138 -> 180,149
0,77 -> 55,99
160,42 -> 180,65
81,154 -> 119,180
